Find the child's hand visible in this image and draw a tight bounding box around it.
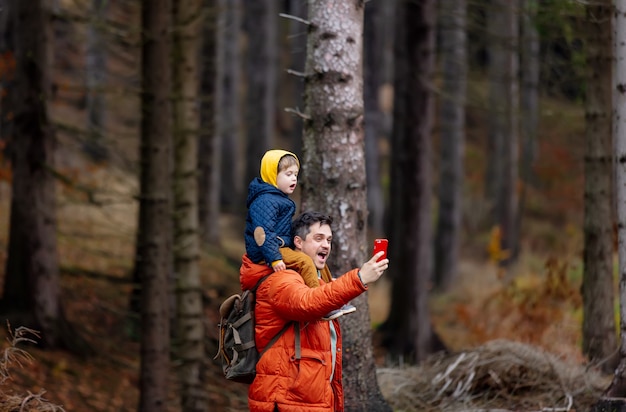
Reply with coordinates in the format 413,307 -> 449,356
272,260 -> 286,272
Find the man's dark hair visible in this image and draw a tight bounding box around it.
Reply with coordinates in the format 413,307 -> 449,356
292,211 -> 333,240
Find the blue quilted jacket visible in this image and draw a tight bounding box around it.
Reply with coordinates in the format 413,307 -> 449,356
245,177 -> 296,265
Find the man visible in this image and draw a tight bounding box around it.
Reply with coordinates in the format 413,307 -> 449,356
239,211 -> 389,411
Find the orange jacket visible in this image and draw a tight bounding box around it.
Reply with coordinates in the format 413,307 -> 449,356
239,254 -> 367,412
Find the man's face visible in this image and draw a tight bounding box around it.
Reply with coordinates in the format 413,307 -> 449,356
294,222 -> 332,270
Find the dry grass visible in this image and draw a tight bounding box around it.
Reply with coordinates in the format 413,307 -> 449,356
0,326 -> 66,412
378,339 -> 609,412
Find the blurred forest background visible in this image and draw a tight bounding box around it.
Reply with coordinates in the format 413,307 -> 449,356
0,0 -> 622,411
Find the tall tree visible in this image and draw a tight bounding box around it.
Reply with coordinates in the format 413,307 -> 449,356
383,0 -> 438,362
363,0 -> 385,235
434,0 -> 467,291
198,0 -> 220,246
519,0 -> 540,187
172,0 -> 207,410
605,0 -> 626,398
243,0 -> 277,187
299,1 -> 390,410
517,0 -> 541,260
217,0 -> 243,213
84,0 -> 109,162
1,0 -> 78,351
136,0 -> 172,410
485,0 -> 520,265
582,0 -> 617,374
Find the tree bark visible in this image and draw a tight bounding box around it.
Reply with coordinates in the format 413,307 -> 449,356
606,0 -> 626,398
136,0 -> 172,410
300,1 -> 390,410
1,0 -> 81,352
434,0 -> 467,292
384,0 -> 438,363
84,0 -> 108,162
217,0 -> 242,213
582,0 -> 617,375
364,0 -> 385,236
486,0 -> 520,266
172,0 -> 207,410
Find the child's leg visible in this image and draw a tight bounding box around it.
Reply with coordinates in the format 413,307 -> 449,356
280,247 -> 321,288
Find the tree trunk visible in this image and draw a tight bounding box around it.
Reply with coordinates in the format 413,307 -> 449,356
486,0 -> 520,266
136,0 -> 172,410
0,0 -> 14,146
517,0 -> 541,271
198,0 -> 220,246
605,0 -> 626,398
84,0 -> 108,162
519,0 -> 539,188
217,0 -> 242,213
300,1 -> 390,411
364,0 -> 385,236
2,0 -> 76,351
582,0 -> 617,375
384,0 -> 438,363
243,0 -> 277,187
434,0 -> 467,292
172,0 -> 207,410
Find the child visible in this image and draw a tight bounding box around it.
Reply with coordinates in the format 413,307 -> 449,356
244,149 -> 356,320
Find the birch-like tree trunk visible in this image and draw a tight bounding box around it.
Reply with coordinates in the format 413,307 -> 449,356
384,0 -> 438,363
172,0 -> 207,410
300,1 -> 390,410
606,0 -> 626,398
434,0 -> 467,291
582,0 -> 617,374
243,0 -> 277,186
136,0 -> 172,410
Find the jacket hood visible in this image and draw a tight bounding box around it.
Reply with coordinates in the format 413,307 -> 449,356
260,149 -> 299,187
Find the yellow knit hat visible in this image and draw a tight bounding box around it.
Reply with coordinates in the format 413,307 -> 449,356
260,150 -> 300,187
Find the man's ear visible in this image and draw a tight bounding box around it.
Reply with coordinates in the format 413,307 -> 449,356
293,235 -> 303,249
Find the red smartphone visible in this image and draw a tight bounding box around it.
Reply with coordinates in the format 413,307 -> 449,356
373,239 -> 388,262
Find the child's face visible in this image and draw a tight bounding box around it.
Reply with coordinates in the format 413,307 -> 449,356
276,165 -> 299,195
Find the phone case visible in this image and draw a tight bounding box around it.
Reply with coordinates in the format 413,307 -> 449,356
373,238 -> 388,262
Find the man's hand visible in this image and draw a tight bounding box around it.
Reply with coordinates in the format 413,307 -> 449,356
358,252 -> 389,285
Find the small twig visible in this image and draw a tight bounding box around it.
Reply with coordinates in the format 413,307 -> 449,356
284,107 -> 311,120
286,69 -> 307,78
279,13 -> 310,25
